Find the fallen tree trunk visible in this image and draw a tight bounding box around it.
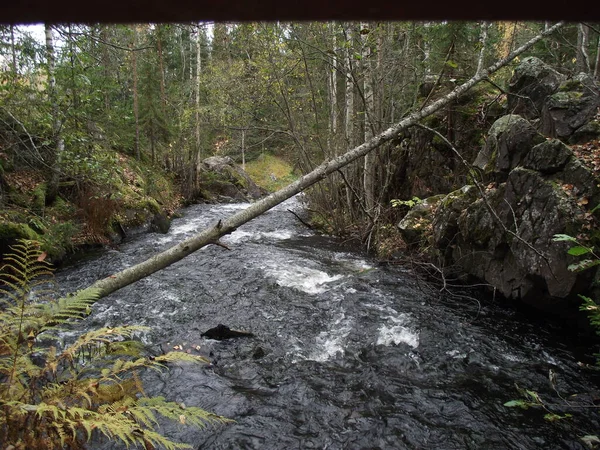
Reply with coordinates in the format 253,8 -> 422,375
82,21 -> 564,300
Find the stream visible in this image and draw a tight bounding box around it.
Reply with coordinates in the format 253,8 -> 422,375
55,195 -> 600,449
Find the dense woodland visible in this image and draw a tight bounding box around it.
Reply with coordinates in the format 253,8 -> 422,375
0,21 -> 599,259
2,20 -> 600,450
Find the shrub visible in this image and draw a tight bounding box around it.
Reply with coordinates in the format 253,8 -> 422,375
0,239 -> 229,449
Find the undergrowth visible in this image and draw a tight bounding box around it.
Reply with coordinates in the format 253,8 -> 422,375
0,239 -> 230,449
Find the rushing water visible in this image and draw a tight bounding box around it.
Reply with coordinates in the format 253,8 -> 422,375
55,195 -> 600,450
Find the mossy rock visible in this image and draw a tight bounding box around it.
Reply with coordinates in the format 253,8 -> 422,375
0,222 -> 40,241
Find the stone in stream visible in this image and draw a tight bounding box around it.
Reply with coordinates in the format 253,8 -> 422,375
201,324 -> 255,340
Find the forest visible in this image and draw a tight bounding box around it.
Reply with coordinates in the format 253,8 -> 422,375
0,22 -> 597,255
2,20 -> 600,449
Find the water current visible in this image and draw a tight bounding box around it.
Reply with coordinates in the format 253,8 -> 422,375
55,195 -> 600,449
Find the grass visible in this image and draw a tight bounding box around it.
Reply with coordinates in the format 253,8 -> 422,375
244,153 -> 298,192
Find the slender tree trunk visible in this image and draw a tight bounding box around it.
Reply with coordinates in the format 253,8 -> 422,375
77,22 -> 565,301
361,22 -> 375,213
328,23 -> 338,155
241,128 -> 246,170
10,25 -> 17,75
576,23 -> 591,74
476,21 -> 489,76
132,26 -> 140,160
344,23 -> 355,216
194,24 -> 203,189
594,34 -> 600,80
44,24 -> 64,205
101,26 -> 111,112
156,25 -> 167,115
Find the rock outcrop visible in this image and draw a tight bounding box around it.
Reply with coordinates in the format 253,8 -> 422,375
398,57 -> 600,314
196,156 -> 267,203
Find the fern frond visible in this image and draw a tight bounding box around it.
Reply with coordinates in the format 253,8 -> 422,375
59,325 -> 150,363
154,351 -> 211,365
137,396 -> 233,428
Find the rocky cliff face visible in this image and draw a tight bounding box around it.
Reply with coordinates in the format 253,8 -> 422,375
398,57 -> 600,314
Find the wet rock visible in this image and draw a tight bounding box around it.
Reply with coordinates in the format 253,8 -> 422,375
252,346 -> 266,359
397,194 -> 445,245
473,114 -> 544,181
431,185 -> 479,253
522,139 -> 573,174
507,56 -> 566,119
197,155 -> 267,202
570,121 -> 600,144
541,73 -> 600,140
201,324 -> 255,340
148,212 -> 171,234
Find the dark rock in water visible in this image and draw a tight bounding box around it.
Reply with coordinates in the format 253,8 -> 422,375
201,324 -> 255,340
148,212 -> 171,234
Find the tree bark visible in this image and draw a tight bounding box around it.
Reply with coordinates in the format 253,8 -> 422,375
44,23 -> 64,205
361,22 -> 375,213
595,33 -> 600,80
156,25 -> 167,115
78,21 -> 565,301
576,23 -> 591,74
344,23 -> 356,217
194,23 -> 203,189
132,26 -> 140,160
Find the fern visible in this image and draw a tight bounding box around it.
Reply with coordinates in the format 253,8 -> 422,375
0,239 -> 230,449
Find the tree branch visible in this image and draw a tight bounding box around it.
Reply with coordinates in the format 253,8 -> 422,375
78,22 -> 565,300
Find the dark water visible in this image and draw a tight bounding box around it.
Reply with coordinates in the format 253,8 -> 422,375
55,195 -> 600,449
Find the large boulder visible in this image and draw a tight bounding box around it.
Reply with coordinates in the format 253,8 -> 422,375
397,194 -> 445,245
507,56 -> 566,120
430,124 -> 600,313
432,167 -> 588,309
541,73 -> 600,141
197,156 -> 267,202
473,115 -> 544,180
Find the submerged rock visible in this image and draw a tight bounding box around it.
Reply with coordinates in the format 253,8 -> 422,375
201,324 -> 255,340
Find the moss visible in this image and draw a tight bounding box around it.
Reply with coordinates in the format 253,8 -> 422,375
559,79 -> 584,92
31,182 -> 46,213
0,222 -> 40,241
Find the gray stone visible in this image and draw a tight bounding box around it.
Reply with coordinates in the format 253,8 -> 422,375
397,194 -> 445,245
569,121 -> 600,145
541,73 -> 600,139
522,139 -> 573,174
473,115 -> 544,179
507,56 -> 566,119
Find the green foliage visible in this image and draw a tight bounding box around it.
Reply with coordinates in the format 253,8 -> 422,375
390,196 -> 423,209
0,239 -> 230,449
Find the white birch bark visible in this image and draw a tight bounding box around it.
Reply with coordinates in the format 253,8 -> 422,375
78,22 -> 565,301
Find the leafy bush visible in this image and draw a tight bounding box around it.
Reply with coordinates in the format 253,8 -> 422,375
0,239 -> 229,449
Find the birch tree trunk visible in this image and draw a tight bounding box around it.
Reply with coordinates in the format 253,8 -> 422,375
344,24 -> 356,217
327,23 -> 338,154
361,22 -> 376,213
576,23 -> 591,74
194,24 -> 203,189
78,22 -> 565,301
